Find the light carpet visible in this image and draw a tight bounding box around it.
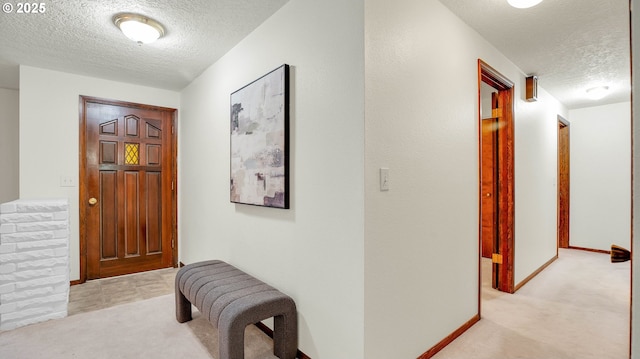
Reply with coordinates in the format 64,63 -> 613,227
433,249 -> 630,359
0,294 -> 277,359
0,249 -> 629,359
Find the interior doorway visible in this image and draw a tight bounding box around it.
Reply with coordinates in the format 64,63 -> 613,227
79,96 -> 178,282
478,60 -> 515,294
480,87 -> 498,260
557,116 -> 570,249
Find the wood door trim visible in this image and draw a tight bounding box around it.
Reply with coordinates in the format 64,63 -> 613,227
78,95 -> 178,283
171,111 -> 178,268
558,116 -> 570,127
478,59 -> 515,295
557,116 -> 570,250
480,61 -> 515,91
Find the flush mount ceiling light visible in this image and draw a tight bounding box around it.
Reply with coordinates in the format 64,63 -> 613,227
586,86 -> 610,100
113,13 -> 165,44
507,0 -> 543,9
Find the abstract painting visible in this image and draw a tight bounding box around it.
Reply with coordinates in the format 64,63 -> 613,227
230,64 -> 290,208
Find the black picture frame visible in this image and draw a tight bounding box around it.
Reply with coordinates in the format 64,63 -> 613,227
230,64 -> 290,209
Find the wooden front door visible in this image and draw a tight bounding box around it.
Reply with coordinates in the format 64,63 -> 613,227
558,117 -> 570,248
80,96 -> 177,280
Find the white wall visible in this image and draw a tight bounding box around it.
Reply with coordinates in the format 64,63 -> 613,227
0,88 -> 19,203
19,66 -> 180,281
569,102 -> 631,251
514,85 -> 566,282
179,0 -> 364,358
364,1 -> 565,357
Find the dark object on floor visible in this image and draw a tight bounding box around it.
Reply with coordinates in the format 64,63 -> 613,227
611,244 -> 631,263
175,260 -> 298,359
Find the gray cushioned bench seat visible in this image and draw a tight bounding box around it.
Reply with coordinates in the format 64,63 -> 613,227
175,260 -> 298,359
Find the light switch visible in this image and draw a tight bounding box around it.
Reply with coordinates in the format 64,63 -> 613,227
380,168 -> 389,191
60,176 -> 76,187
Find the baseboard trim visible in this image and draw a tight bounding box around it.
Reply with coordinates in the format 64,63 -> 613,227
70,279 -> 83,286
514,255 -> 557,292
254,322 -> 311,359
567,246 -> 610,255
417,314 -> 480,359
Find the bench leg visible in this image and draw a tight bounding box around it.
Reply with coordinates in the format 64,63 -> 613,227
218,315 -> 298,359
219,321 -> 246,359
274,312 -> 298,359
175,289 -> 192,323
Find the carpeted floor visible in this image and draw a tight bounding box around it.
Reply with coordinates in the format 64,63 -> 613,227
0,294 -> 277,359
433,248 -> 630,359
0,249 -> 629,359
67,267 -> 179,315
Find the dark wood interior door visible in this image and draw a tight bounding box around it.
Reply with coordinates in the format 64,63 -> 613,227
558,118 -> 570,248
82,97 -> 176,279
481,116 -> 498,259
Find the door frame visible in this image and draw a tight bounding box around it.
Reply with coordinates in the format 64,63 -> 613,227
478,59 -> 515,295
78,95 -> 178,284
557,116 -> 570,249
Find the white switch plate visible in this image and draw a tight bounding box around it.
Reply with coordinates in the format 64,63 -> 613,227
380,168 -> 389,191
60,176 -> 76,187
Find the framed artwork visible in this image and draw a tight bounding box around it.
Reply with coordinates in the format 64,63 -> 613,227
230,64 -> 290,209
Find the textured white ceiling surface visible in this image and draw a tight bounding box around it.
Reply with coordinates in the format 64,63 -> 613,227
439,0 -> 630,109
0,0 -> 630,109
0,0 -> 289,90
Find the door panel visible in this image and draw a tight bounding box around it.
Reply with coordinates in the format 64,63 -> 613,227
100,171 -> 118,259
481,117 -> 498,258
124,171 -> 139,257
146,172 -> 162,253
494,87 -> 515,293
81,97 -> 176,280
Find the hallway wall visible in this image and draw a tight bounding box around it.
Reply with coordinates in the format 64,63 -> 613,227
569,102 -> 631,251
179,0 -> 365,358
513,85 -> 567,283
0,88 -> 19,203
364,0 -> 566,357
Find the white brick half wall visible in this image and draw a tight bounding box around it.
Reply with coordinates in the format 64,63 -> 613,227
0,199 -> 69,330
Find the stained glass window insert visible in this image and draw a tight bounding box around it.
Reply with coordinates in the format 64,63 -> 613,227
125,143 -> 139,165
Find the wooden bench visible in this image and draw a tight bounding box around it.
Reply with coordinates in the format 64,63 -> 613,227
175,260 -> 298,359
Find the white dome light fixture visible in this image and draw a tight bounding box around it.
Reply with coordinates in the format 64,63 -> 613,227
507,0 -> 543,9
113,13 -> 165,44
586,86 -> 610,100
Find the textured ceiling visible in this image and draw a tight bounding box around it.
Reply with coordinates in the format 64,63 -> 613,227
0,0 -> 630,109
0,0 -> 289,91
439,0 -> 630,109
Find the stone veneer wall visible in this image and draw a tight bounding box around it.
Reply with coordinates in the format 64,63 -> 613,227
0,199 -> 70,330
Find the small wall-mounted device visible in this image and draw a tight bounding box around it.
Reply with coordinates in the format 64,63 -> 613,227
525,75 -> 538,102
380,168 -> 389,191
